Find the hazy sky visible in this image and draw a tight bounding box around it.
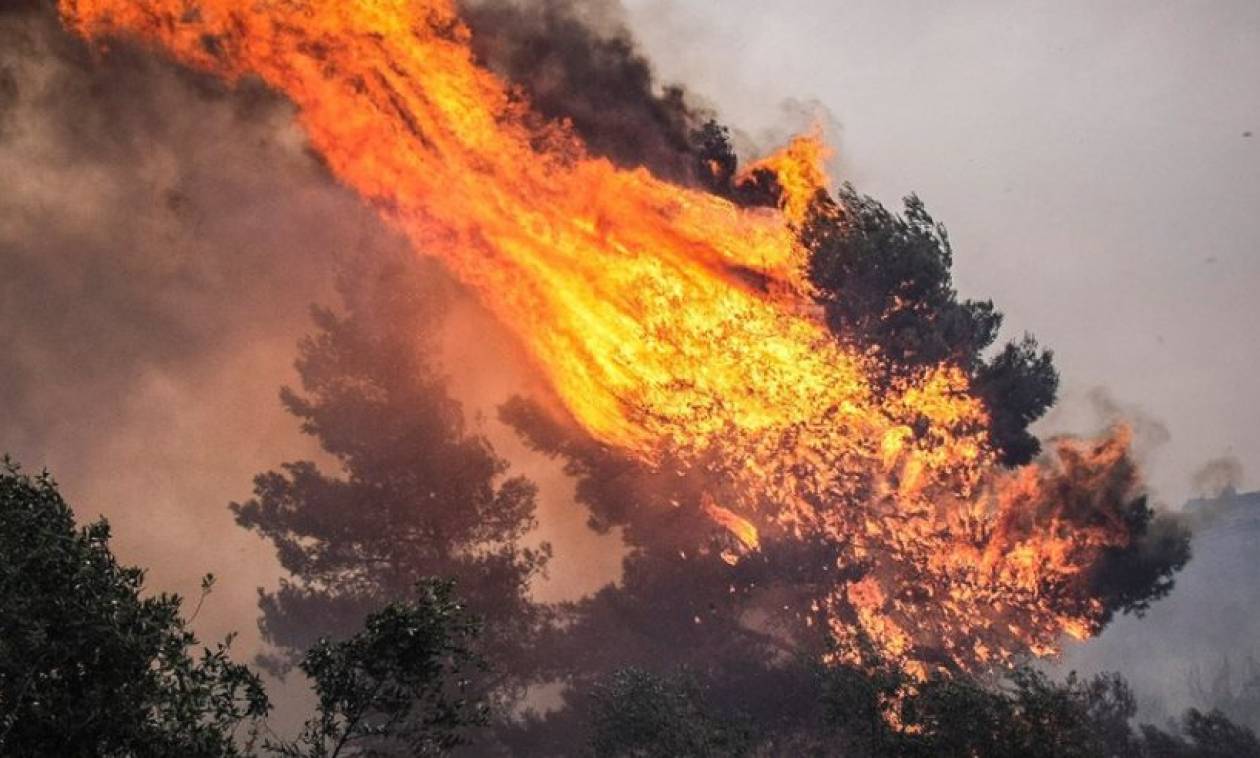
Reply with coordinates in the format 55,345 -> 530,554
623,0 -> 1260,506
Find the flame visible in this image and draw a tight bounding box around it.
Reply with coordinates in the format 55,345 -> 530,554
702,494 -> 761,551
61,0 -> 1141,675
736,130 -> 832,226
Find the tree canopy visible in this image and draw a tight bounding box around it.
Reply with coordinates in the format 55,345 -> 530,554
1,457 -> 495,757
584,664 -> 1260,758
266,579 -> 486,758
801,185 -> 1059,467
231,254 -> 549,698
0,458 -> 268,757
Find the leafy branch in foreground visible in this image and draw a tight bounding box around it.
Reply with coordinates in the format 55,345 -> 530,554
0,458 -> 269,757
265,580 -> 487,758
1,456 -> 491,757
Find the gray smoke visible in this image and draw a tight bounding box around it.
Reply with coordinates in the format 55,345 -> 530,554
459,0 -> 719,183
0,0 -> 425,671
0,0 -> 624,688
1191,457 -> 1245,499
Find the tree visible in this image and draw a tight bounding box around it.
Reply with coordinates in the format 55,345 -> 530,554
231,253 -> 549,703
0,458 -> 268,757
1140,709 -> 1260,758
580,662 -> 1260,758
586,668 -> 753,758
1,456 -> 504,756
266,580 -> 487,758
1086,494 -> 1191,627
895,669 -> 1142,758
802,185 -> 1057,467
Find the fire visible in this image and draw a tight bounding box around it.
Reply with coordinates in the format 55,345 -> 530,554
702,494 -> 761,551
60,0 -> 1141,675
736,130 -> 832,226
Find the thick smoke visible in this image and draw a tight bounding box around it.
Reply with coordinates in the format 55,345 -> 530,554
458,0 -> 846,189
0,0 -> 411,669
458,0 -> 720,184
0,0 -> 629,664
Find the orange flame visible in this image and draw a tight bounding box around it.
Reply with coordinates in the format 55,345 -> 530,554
736,130 -> 831,226
61,0 -> 1140,676
702,494 -> 761,551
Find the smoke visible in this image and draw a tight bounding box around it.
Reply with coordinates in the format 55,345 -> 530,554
0,1 -> 577,730
1084,387 -> 1172,461
0,2 -> 351,438
0,0 -> 402,671
458,0 -> 716,183
1191,457 -> 1245,499
0,0 -> 625,658
457,0 -> 846,187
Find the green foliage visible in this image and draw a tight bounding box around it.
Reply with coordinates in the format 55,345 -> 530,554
972,336 -> 1060,466
1087,495 -> 1192,626
896,669 -> 1141,757
805,188 -> 1000,371
583,662 -> 1260,758
0,458 -> 495,755
803,185 -> 1058,466
0,458 -> 269,757
587,669 -> 752,758
690,121 -> 739,196
265,580 -> 487,758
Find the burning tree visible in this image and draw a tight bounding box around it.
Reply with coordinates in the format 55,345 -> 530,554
0,455 -> 1239,756
55,0 -> 1192,748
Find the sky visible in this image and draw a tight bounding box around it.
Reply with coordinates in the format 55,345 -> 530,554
623,0 -> 1260,507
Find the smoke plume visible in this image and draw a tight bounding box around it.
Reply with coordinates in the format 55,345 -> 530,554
0,0 -> 402,667
0,0 -> 634,658
1191,457 -> 1245,499
459,0 -> 714,183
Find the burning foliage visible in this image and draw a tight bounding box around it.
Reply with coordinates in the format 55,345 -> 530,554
59,0 -> 1188,685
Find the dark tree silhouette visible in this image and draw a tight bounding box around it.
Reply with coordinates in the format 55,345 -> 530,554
497,399 -> 846,756
265,580 -> 487,758
0,458 -> 268,757
802,185 -> 1057,467
586,668 -> 754,758
1087,494 -> 1191,626
583,663 -> 1260,758
0,454 -> 1238,757
1141,709 -> 1260,758
231,254 -> 549,704
0,458 -> 502,756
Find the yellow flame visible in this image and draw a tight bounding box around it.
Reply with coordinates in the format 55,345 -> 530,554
61,0 -> 1140,676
